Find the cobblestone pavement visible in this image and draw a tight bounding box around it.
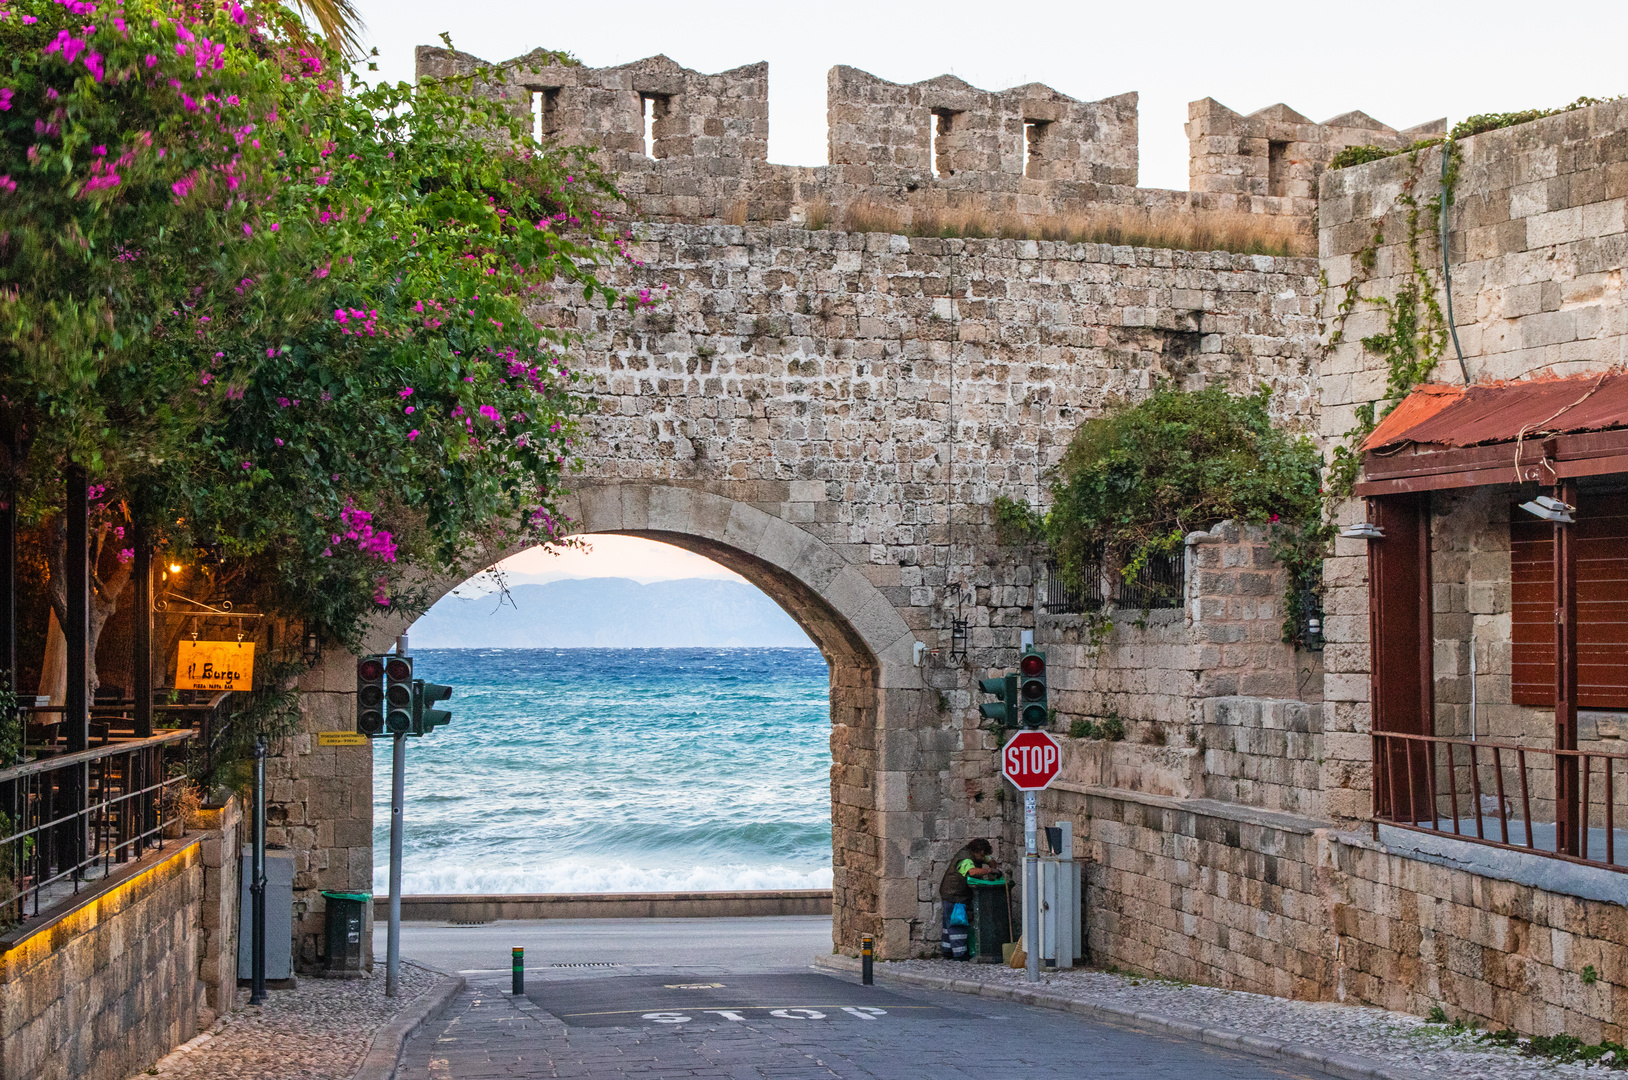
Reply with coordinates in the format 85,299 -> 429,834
140,963 -> 442,1079
876,959 -> 1602,1080
397,968 -> 1340,1079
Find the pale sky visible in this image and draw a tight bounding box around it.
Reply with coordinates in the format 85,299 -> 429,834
452,535 -> 746,594
352,0 -> 1625,193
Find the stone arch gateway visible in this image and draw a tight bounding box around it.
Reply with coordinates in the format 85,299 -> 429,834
290,480 -> 948,964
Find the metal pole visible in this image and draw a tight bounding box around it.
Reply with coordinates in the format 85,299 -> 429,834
861,934 -> 873,985
386,730 -> 405,997
250,737 -> 267,1005
1023,791 -> 1039,983
512,946 -> 524,996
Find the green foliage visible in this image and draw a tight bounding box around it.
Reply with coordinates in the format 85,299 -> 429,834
1035,384 -> 1324,636
1069,714 -> 1124,741
992,495 -> 1043,545
0,672 -> 18,768
1582,964 -> 1599,985
1328,145 -> 1395,170
1426,1005 -> 1449,1024
0,4 -> 642,648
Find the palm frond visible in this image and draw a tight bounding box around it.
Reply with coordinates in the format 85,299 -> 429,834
282,0 -> 367,61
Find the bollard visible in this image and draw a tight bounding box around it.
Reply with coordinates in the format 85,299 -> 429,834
861,934 -> 873,986
512,946 -> 524,996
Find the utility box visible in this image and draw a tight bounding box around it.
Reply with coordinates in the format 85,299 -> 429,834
238,848 -> 294,982
320,891 -> 370,978
1039,821 -> 1083,969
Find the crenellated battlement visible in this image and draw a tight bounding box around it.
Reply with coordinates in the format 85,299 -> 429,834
416,46 -> 1441,250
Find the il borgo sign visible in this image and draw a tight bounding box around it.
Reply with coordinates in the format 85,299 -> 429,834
1001,729 -> 1062,791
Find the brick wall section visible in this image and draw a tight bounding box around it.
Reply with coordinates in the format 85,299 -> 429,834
0,837 -> 210,1080
1037,522 -> 1321,816
1044,785 -> 1627,1041
1317,97 -> 1628,826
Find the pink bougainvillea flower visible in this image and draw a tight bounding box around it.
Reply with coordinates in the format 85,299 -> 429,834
118,548 -> 134,564
398,387 -> 413,398
0,176 -> 15,195
0,89 -> 12,111
274,438 -> 284,446
241,461 -> 252,470
404,405 -> 414,414
407,429 -> 419,442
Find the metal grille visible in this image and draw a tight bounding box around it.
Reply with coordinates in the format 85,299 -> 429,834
1046,546 -> 1185,614
0,729 -> 197,932
1116,550 -> 1186,610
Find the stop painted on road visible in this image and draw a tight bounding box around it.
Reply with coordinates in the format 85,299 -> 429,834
641,1006 -> 890,1023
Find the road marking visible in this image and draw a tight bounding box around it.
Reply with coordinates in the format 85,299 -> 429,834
770,1008 -> 826,1019
565,1005 -> 939,1018
705,1010 -> 749,1021
664,983 -> 726,989
842,1007 -> 886,1020
642,1012 -> 692,1023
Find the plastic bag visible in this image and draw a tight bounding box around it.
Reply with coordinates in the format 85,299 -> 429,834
949,902 -> 969,926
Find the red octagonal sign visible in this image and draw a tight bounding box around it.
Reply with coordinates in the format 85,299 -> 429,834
1001,730 -> 1062,791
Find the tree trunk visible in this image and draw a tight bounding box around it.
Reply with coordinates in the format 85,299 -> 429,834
44,513 -> 132,698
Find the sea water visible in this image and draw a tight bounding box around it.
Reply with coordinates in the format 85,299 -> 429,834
370,647 -> 832,895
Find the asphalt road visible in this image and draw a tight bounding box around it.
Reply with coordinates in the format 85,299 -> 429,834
391,918 -> 1339,1080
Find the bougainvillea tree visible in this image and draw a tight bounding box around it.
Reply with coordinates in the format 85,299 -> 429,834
1,0 -> 641,663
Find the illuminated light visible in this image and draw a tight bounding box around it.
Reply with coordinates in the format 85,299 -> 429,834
168,563 -> 183,574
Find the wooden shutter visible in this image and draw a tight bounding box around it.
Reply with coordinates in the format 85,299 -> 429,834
1511,492 -> 1628,708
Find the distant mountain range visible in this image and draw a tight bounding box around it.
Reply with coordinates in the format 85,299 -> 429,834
408,577 -> 815,648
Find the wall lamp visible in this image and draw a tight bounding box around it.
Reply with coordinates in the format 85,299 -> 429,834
1518,494 -> 1575,523
1338,522 -> 1385,540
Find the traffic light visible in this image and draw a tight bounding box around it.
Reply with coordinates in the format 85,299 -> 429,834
413,679 -> 453,735
1018,649 -> 1048,728
978,672 -> 1019,727
356,655 -> 386,737
384,654 -> 414,735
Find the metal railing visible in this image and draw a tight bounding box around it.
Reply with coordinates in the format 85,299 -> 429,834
1045,548 -> 1185,615
0,729 -> 198,931
1372,730 -> 1628,873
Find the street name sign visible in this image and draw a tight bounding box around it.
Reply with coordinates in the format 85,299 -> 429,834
318,732 -> 371,747
1001,730 -> 1062,791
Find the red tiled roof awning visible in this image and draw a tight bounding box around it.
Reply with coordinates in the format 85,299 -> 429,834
1357,371 -> 1628,496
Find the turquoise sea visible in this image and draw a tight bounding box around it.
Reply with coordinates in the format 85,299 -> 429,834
371,648 -> 832,895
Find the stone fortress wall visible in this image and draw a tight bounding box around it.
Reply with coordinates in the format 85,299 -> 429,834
278,48 -> 1628,1043
415,47 -> 1441,246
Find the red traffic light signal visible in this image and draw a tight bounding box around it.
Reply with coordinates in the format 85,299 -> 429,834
385,654 -> 414,734
1018,649 -> 1047,727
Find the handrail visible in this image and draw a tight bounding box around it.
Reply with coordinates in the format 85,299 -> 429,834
1373,729 -> 1626,873
0,729 -> 195,783
1373,728 -> 1628,762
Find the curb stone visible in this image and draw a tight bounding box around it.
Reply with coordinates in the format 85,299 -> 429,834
812,956 -> 1426,1080
351,967 -> 467,1080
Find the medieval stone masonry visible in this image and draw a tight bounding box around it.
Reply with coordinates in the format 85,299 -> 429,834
268,49 -> 1628,1044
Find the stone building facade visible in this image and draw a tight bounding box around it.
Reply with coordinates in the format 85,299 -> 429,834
269,50 -> 1628,1044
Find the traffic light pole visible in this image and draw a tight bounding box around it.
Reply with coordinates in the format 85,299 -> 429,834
386,730 -> 405,997
1023,790 -> 1039,983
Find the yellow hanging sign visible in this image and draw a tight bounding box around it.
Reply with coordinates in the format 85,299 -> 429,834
176,640 -> 255,691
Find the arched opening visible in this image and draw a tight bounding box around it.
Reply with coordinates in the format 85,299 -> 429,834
322,483 -> 930,960
378,533 -> 834,898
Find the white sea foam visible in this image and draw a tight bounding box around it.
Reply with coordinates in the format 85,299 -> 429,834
380,859 -> 834,896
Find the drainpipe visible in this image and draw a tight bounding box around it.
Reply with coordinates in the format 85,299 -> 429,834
1440,142 -> 1470,385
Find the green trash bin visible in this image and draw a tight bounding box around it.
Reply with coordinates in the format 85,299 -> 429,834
968,876 -> 1011,963
321,891 -> 370,978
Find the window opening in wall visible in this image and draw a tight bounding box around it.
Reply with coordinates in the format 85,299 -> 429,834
1023,120 -> 1049,179
930,110 -> 954,178
640,93 -> 670,160
1267,140 -> 1289,197
529,88 -> 560,150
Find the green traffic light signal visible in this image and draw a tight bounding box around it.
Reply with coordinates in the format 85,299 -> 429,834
412,679 -> 453,736
977,673 -> 1019,727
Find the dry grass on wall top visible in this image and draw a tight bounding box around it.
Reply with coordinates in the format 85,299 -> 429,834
828,201 -> 1304,257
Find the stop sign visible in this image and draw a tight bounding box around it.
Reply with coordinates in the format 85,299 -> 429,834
1001,730 -> 1062,790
